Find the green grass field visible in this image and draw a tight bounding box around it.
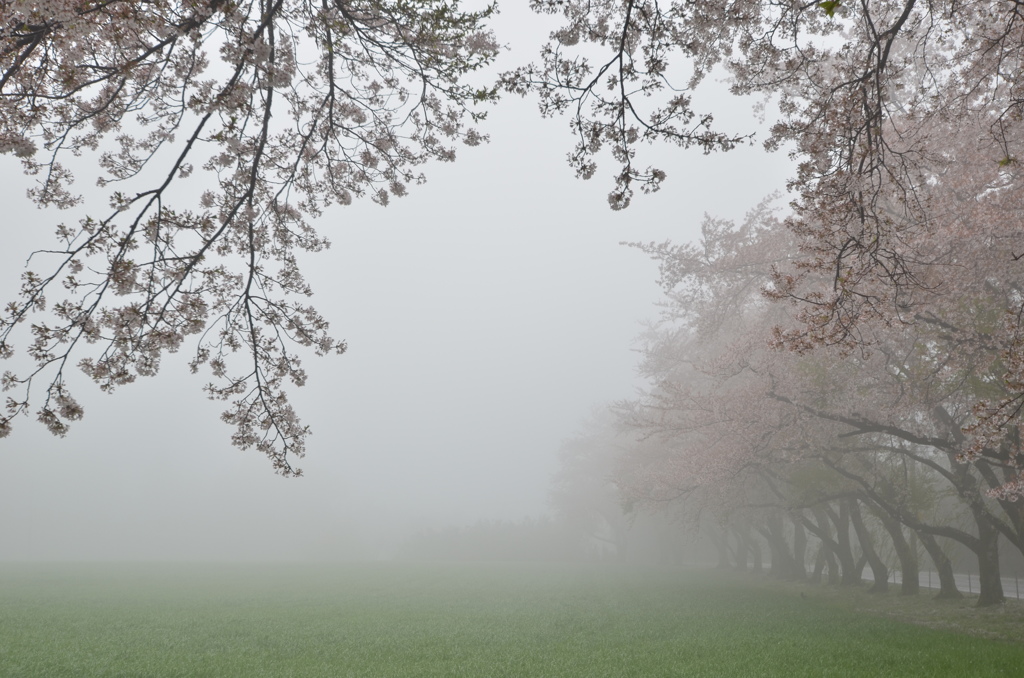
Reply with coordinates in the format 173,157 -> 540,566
1,563 -> 1021,677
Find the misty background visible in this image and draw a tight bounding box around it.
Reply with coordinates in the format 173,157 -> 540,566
0,8 -> 792,562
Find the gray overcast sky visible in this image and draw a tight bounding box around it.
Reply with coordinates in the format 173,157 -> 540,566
0,8 -> 793,561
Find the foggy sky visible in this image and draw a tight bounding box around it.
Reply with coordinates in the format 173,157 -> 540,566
0,9 -> 793,561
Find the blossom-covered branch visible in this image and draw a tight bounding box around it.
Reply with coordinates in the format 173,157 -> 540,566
0,0 -> 499,474
501,0 -> 750,210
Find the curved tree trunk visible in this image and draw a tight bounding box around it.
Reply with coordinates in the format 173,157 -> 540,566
975,516 -> 1006,607
791,511 -> 808,580
931,407 -> 1007,606
917,531 -> 961,599
728,527 -> 748,570
708,526 -> 730,570
824,503 -> 860,586
758,510 -> 799,579
757,526 -> 789,579
811,547 -> 825,584
824,544 -> 840,585
749,532 -> 764,573
804,507 -> 842,585
972,458 -> 1024,558
756,525 -> 781,577
877,510 -> 918,595
854,554 -> 868,582
849,498 -> 888,593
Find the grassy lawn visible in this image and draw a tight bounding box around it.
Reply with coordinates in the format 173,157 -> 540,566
758,574 -> 1024,645
0,563 -> 1021,677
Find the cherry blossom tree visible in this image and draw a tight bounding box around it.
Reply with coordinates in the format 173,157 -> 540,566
617,201 -> 1024,603
0,0 -> 498,474
511,0 -> 1024,497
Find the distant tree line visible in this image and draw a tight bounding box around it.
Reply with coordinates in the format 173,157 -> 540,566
570,200 -> 1024,607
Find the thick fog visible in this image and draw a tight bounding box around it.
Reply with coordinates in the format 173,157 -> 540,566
0,9 -> 792,562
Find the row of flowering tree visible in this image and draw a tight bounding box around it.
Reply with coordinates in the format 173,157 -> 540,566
605,184 -> 1024,605
519,0 -> 1024,560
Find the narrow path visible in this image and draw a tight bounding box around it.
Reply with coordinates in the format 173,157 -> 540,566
892,571 -> 1024,599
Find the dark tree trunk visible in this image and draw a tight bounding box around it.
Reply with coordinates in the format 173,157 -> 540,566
731,527 -> 749,571
946,449 -> 1006,606
976,517 -> 1006,607
878,510 -> 919,595
936,406 -> 1024,561
791,511 -> 808,580
824,545 -> 840,585
854,554 -> 868,582
749,533 -> 763,573
804,508 -> 841,586
811,547 -> 825,585
824,503 -> 860,586
709,527 -> 730,570
930,407 -> 1007,606
917,531 -> 961,599
758,511 -> 799,579
849,498 -> 888,593
973,458 -> 1024,558
756,525 -> 780,578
